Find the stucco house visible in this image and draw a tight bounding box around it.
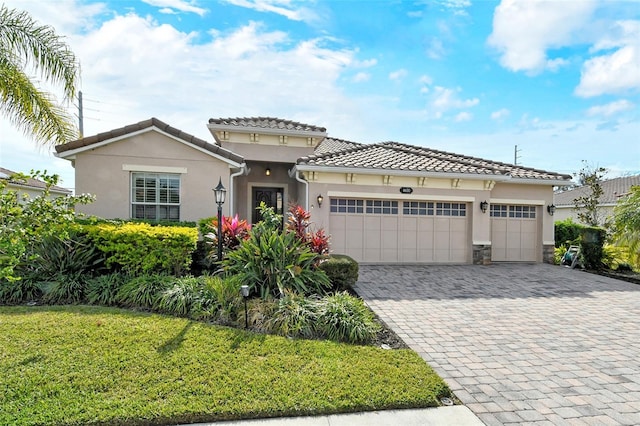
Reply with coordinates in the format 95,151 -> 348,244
1,167 -> 71,201
553,174 -> 640,225
54,117 -> 571,265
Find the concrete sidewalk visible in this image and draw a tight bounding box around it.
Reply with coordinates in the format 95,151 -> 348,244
189,406 -> 484,425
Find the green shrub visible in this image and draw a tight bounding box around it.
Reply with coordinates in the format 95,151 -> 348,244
85,223 -> 198,276
554,218 -> 584,248
86,273 -> 129,306
42,272 -> 87,305
157,276 -> 201,317
0,278 -> 42,305
315,292 -> 380,344
0,171 -> 94,282
117,274 -> 174,309
554,245 -> 567,265
266,291 -> 317,338
245,298 -> 278,332
76,217 -> 197,228
224,204 -> 330,298
192,274 -> 242,323
601,244 -> 635,271
580,226 -> 607,270
319,254 -> 359,291
22,229 -> 105,281
224,230 -> 331,298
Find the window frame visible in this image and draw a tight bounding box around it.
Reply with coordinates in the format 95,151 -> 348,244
131,172 -> 181,221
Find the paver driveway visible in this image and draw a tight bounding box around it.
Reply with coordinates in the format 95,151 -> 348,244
355,263 -> 640,426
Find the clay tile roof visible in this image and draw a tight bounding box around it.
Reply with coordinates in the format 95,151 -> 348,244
314,137 -> 362,155
554,174 -> 640,206
302,140 -> 572,181
55,118 -> 244,164
0,167 -> 71,194
208,116 -> 327,133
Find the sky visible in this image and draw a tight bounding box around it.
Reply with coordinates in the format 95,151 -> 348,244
1,0 -> 639,192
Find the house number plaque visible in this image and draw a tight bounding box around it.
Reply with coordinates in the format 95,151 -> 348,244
399,187 -> 413,194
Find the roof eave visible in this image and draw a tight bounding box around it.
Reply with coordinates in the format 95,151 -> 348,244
292,164 -> 511,182
56,126 -> 244,168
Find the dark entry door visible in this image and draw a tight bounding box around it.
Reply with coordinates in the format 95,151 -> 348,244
252,187 -> 284,224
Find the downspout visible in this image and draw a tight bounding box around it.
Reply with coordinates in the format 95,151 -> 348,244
229,163 -> 249,217
288,166 -> 308,210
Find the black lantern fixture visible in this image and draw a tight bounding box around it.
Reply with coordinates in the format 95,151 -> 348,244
317,194 -> 324,208
480,200 -> 488,214
265,167 -> 271,176
241,285 -> 249,329
213,178 -> 226,263
547,204 -> 556,216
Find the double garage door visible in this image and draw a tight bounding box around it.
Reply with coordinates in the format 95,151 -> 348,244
329,198 -> 468,263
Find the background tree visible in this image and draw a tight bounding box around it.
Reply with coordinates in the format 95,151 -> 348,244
573,162 -> 607,226
611,185 -> 640,269
0,5 -> 79,145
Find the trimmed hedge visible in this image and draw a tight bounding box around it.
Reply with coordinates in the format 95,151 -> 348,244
84,223 -> 198,276
554,218 -> 584,248
319,254 -> 359,291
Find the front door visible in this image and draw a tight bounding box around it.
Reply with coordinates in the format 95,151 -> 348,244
252,187 -> 284,224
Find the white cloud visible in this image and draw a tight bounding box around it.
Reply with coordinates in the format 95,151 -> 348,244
575,20 -> 640,97
436,0 -> 471,16
222,0 -> 318,23
491,108 -> 510,120
419,75 -> 433,85
354,58 -> 377,68
487,0 -> 596,74
517,114 -> 554,132
142,0 -> 207,16
432,86 -> 479,110
426,38 -> 446,60
389,69 -> 408,81
586,100 -> 635,117
353,72 -> 370,83
455,112 -> 473,122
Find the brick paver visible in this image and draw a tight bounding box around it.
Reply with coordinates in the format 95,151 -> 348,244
355,264 -> 640,425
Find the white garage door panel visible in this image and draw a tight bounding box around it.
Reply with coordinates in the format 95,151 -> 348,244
491,205 -> 539,262
381,216 -> 399,262
345,216 -> 365,261
329,198 -> 468,263
364,216 -> 382,262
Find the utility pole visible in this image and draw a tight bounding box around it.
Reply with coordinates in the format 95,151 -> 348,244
78,90 -> 84,138
514,144 -> 521,165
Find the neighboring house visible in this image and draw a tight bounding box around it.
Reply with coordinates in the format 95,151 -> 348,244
55,117 -> 571,265
553,175 -> 640,225
0,167 -> 71,202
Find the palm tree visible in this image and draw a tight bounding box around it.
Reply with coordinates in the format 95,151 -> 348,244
0,5 -> 79,146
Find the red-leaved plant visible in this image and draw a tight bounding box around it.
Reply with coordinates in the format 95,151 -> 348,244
286,204 -> 330,255
205,214 -> 251,257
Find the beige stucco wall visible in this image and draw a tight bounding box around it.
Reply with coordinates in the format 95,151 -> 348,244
3,183 -> 69,204
73,130 -> 234,221
554,205 -> 614,226
221,135 -> 314,163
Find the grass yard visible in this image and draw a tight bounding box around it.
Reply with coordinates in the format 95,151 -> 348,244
0,305 -> 451,426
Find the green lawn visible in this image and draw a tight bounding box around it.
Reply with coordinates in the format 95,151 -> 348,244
0,305 -> 451,426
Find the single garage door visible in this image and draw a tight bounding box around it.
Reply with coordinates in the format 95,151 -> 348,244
329,198 -> 468,263
490,204 -> 539,262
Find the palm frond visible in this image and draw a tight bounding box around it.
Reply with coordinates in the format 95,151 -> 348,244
0,5 -> 79,101
0,56 -> 78,144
